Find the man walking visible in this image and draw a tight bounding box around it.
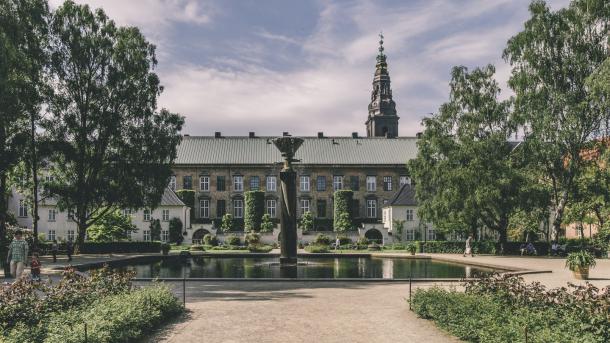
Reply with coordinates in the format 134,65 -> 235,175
6,230 -> 29,279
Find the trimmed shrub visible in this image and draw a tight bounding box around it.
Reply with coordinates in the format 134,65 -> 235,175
299,211 -> 314,232
176,189 -> 196,221
226,234 -> 241,246
244,191 -> 265,232
305,245 -> 330,253
248,244 -> 273,253
313,233 -> 331,246
203,234 -> 218,246
333,190 -> 353,232
73,242 -> 161,254
168,217 -> 183,244
245,232 -> 261,245
337,234 -> 352,245
260,213 -> 275,233
415,241 -> 550,255
220,213 -> 234,233
356,237 -> 369,246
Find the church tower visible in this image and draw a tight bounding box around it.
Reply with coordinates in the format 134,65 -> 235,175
366,33 -> 399,138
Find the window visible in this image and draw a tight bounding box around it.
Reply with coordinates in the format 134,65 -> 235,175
67,230 -> 75,242
300,176 -> 310,192
350,176 -> 360,191
48,230 -> 56,241
427,228 -> 436,241
67,208 -> 75,221
143,230 -> 151,241
366,176 -> 377,192
333,176 -> 343,191
366,199 -> 377,218
233,199 -> 244,218
217,176 -> 226,191
405,229 -> 415,241
383,176 -> 393,191
353,199 -> 360,217
266,199 -> 277,218
162,209 -> 170,221
161,230 -> 169,242
200,176 -> 210,191
18,200 -> 27,217
300,199 -> 310,215
199,199 -> 210,218
233,176 -> 244,192
143,209 -> 151,221
183,175 -> 192,190
250,176 -> 260,190
169,175 -> 176,191
317,200 -> 327,218
316,176 -> 326,191
122,208 -> 132,217
266,176 -> 277,191
382,210 -> 387,223
48,208 -> 56,222
217,200 -> 226,217
406,209 -> 414,221
126,229 -> 132,240
399,176 -> 410,186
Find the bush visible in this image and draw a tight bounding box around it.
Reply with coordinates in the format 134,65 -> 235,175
161,243 -> 171,255
305,245 -> 330,253
356,237 -> 369,247
226,234 -> 241,246
190,244 -> 205,251
333,190 -> 353,232
336,234 -> 352,245
299,211 -> 314,232
260,213 -> 275,233
176,189 -> 196,221
245,232 -> 261,245
244,191 -> 265,232
48,241 -> 162,254
313,233 -> 331,246
168,217 -> 183,244
203,234 -> 218,246
368,243 -> 381,251
248,244 -> 273,253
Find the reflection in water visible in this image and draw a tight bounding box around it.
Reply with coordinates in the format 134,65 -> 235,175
115,257 -> 497,279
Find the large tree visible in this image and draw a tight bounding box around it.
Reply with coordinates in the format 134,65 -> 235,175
408,65 -> 530,249
0,0 -> 48,275
45,1 -> 184,250
503,0 -> 610,239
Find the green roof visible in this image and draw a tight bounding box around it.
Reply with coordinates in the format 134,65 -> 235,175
175,136 -> 418,165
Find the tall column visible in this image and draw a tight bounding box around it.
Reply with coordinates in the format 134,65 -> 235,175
279,169 -> 297,265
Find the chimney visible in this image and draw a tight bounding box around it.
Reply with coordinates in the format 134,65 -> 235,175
317,132 -> 324,138
214,132 -> 222,138
351,132 -> 358,138
283,132 -> 289,137
416,132 -> 422,139
249,132 -> 255,138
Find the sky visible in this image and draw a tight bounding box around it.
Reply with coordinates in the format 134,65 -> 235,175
49,0 -> 571,137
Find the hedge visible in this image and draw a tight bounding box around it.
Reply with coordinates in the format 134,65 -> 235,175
333,190 -> 353,231
244,191 -> 265,232
79,241 -> 162,254
415,241 -> 550,255
176,189 -> 195,221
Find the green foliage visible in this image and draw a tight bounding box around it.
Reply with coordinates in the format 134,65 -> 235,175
313,233 -> 331,246
57,242 -> 161,254
392,219 -> 405,242
565,251 -> 596,271
356,237 -> 369,247
336,234 -> 352,245
189,244 -> 204,251
226,234 -> 241,246
149,219 -> 161,241
299,211 -> 314,232
160,243 -> 170,255
203,234 -> 218,247
220,213 -> 234,233
260,213 -> 275,233
412,274 -> 610,342
247,244 -> 273,253
245,232 -> 261,245
305,245 -> 329,253
407,243 -> 417,254
86,210 -> 137,242
244,191 -> 265,232
333,190 -> 353,232
168,217 -> 183,244
176,190 -> 195,221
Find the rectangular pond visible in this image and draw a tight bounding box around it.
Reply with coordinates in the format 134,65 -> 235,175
108,256 -> 500,279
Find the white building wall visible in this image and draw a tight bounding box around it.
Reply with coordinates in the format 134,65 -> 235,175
383,204 -> 434,241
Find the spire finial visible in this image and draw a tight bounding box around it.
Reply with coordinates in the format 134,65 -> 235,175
378,31 -> 384,56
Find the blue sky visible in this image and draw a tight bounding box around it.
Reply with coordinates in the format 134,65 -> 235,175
50,0 -> 570,137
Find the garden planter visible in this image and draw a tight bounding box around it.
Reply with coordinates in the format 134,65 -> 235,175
572,267 -> 589,280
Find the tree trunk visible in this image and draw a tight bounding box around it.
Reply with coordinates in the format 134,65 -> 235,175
552,190 -> 569,241
30,111 -> 39,251
0,172 -> 9,277
76,211 -> 87,254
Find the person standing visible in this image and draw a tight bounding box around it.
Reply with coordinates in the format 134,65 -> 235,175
66,239 -> 74,262
6,230 -> 29,279
51,239 -> 58,263
335,237 -> 341,250
463,235 -> 474,257
30,252 -> 41,281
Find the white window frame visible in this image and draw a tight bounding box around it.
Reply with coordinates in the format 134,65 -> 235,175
266,199 -> 276,218
48,230 -> 56,241
67,230 -> 75,242
427,228 -> 436,241
143,209 -> 151,222
169,175 -> 176,191
266,176 -> 277,191
366,176 -> 377,192
250,176 -> 260,190
366,199 -> 377,218
384,176 -> 392,191
48,208 -> 56,222
300,176 -> 310,192
161,230 -> 169,242
199,199 -> 210,218
18,200 -> 28,217
233,176 -> 244,192
122,208 -> 132,217
405,229 -> 415,241
233,199 -> 244,218
333,176 -> 343,191
406,209 -> 414,221
143,230 -> 151,241
300,199 -> 310,215
200,176 -> 210,191
162,209 -> 170,221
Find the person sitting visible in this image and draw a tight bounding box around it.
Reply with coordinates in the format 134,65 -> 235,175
551,242 -> 559,256
520,243 -> 526,256
526,242 -> 537,256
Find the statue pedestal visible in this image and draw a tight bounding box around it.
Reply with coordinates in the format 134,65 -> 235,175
279,169 -> 298,265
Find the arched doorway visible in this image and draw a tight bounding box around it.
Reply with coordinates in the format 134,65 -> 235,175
365,229 -> 383,244
192,229 -> 210,244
